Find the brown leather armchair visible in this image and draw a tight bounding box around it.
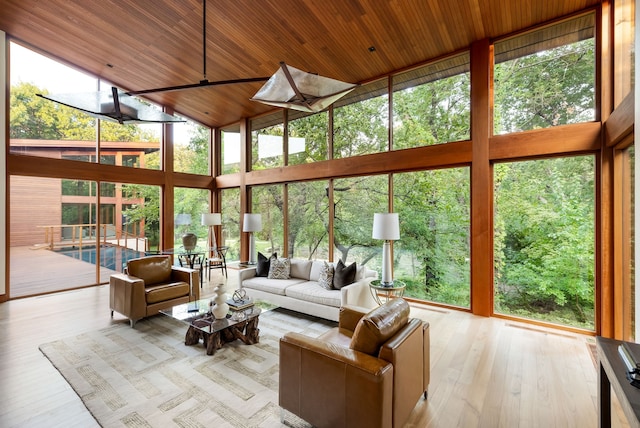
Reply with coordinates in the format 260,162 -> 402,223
279,298 -> 430,428
110,255 -> 200,327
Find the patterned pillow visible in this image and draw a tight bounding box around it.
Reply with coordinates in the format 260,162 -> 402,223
268,257 -> 291,279
317,261 -> 334,290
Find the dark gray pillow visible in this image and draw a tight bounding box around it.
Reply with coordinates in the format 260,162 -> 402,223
333,259 -> 357,289
256,252 -> 276,277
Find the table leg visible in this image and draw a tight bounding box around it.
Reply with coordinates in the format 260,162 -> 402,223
205,331 -> 222,355
599,362 -> 612,428
185,326 -> 201,346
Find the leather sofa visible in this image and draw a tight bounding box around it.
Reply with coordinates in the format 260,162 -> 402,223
109,255 -> 200,327
279,298 -> 430,428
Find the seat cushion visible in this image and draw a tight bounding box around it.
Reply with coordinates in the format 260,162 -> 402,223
350,298 -> 410,356
290,259 -> 313,280
284,281 -> 342,307
127,255 -> 172,285
242,277 -> 306,295
145,281 -> 190,304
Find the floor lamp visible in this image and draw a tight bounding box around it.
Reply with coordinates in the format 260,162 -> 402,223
372,213 -> 400,286
243,213 -> 262,264
201,213 -> 222,252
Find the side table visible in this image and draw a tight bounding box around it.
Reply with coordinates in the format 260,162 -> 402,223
369,279 -> 406,305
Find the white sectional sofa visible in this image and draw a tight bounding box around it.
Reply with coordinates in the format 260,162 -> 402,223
238,259 -> 378,321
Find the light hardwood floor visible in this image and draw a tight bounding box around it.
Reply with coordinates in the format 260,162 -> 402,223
0,273 -> 631,427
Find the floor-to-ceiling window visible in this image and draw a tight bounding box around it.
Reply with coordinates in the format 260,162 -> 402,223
287,180 -> 330,259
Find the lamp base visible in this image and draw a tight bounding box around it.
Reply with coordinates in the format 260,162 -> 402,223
379,280 -> 395,287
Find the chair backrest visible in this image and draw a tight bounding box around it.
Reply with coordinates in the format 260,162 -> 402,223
127,255 -> 172,286
349,298 -> 410,356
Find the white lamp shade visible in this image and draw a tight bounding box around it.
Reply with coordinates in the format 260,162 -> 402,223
372,213 -> 400,240
174,213 -> 192,226
201,213 -> 222,226
243,213 -> 262,232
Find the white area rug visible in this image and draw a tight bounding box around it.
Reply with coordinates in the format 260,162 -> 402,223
39,308 -> 335,427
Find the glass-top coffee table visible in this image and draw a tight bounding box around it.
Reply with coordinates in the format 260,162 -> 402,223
161,299 -> 264,355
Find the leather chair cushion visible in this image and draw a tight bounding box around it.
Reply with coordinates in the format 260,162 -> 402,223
350,298 -> 410,356
127,256 -> 172,286
145,281 -> 190,304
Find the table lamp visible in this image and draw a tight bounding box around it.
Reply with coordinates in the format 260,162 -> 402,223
243,213 -> 262,264
372,213 -> 400,286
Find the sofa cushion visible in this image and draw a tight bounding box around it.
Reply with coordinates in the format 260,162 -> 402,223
256,252 -> 276,277
290,259 -> 313,280
333,259 -> 357,289
317,262 -> 334,290
127,256 -> 172,286
350,298 -> 410,356
269,257 -> 291,279
285,281 -> 342,307
242,277 -> 306,295
309,260 -> 326,281
145,281 -> 190,304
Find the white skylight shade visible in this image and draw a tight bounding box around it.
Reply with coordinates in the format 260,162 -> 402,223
201,213 -> 222,226
243,213 -> 262,232
372,213 -> 400,241
36,87 -> 184,124
251,63 -> 357,113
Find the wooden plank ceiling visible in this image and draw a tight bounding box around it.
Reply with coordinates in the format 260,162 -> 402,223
0,0 -> 601,129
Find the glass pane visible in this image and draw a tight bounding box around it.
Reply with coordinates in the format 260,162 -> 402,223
251,113 -> 284,170
10,42 -> 97,158
252,185 -> 284,256
288,181 -> 330,259
494,156 -> 595,330
10,176 -> 98,297
614,0 -> 635,107
333,80 -> 389,159
622,144 -> 636,340
174,188 -> 209,252
173,117 -> 210,175
393,54 -> 470,148
100,120 -> 162,170
222,125 -> 242,175
287,111 -> 329,165
333,175 -> 388,266
394,168 -> 470,307
221,188 -> 241,261
494,14 -> 596,134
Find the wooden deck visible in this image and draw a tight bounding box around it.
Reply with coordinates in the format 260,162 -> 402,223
9,246 -> 118,298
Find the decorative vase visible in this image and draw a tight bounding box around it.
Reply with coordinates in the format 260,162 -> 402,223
182,232 -> 197,251
212,283 -> 229,319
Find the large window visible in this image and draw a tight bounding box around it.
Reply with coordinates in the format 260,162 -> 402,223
287,180 -> 330,259
173,188 -> 209,251
393,54 -> 470,148
252,185 -> 284,257
333,175 -> 388,266
173,117 -> 210,175
287,111 -> 329,165
394,168 -> 471,307
251,113 -> 284,170
222,125 -> 242,175
494,14 -> 596,135
333,80 -> 389,159
494,156 -> 595,330
221,188 -> 241,261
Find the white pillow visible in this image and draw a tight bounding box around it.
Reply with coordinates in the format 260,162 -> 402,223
268,257 -> 291,279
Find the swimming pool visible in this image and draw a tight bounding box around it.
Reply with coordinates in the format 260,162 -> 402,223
55,245 -> 144,271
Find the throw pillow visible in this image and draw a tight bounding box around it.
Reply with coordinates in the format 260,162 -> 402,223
333,259 -> 357,289
317,261 -> 334,290
256,252 -> 276,277
268,257 -> 291,279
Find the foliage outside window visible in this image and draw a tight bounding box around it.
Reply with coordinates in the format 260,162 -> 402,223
173,117 -> 210,175
287,111 -> 329,165
393,54 -> 470,149
333,80 -> 389,159
222,126 -> 242,175
251,113 -> 285,170
173,188 -> 209,251
494,156 -> 595,330
494,14 -> 595,135
333,175 -> 388,266
221,188 -> 241,261
614,0 -> 635,107
394,168 -> 470,307
620,144 -> 635,340
118,183 -> 160,252
252,185 -> 284,256
287,181 -> 329,259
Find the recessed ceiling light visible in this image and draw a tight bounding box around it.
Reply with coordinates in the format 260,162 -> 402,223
368,46 -> 376,53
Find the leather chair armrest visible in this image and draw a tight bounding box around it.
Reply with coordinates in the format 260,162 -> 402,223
280,332 -> 393,428
170,266 -> 200,300
109,274 -> 146,321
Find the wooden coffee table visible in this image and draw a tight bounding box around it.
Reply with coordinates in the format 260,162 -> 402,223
161,299 -> 262,355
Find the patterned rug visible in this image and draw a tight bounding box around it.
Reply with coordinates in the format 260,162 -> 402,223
39,308 -> 336,428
